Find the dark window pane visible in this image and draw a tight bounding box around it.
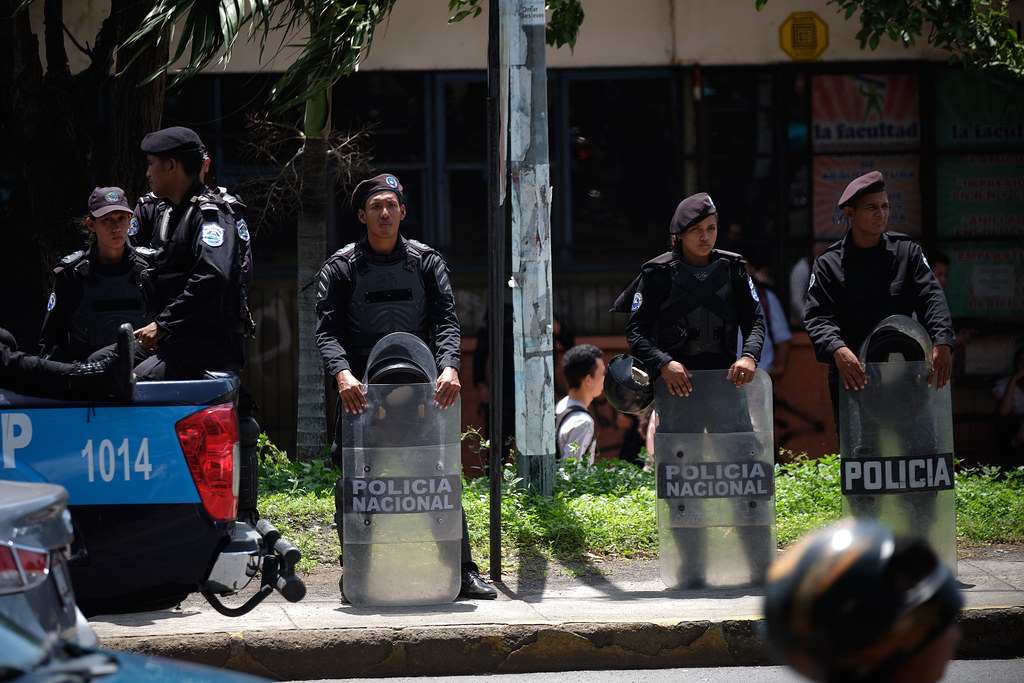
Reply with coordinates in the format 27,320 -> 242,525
566,77 -> 680,254
445,80 -> 487,164
333,73 -> 426,164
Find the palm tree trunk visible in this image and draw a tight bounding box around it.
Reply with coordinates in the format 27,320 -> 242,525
295,134 -> 328,461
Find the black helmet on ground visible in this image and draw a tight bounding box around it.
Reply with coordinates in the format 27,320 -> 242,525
763,518 -> 962,683
603,354 -> 654,414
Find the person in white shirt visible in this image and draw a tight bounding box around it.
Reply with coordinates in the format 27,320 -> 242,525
555,344 -> 605,464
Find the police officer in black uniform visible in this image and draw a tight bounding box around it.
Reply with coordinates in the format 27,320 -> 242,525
622,192 -> 765,389
39,187 -> 148,362
315,172 -> 495,599
617,192 -> 768,587
133,126 -> 250,381
804,171 -> 954,429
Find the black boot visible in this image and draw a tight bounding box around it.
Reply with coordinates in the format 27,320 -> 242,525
67,324 -> 136,401
459,562 -> 497,599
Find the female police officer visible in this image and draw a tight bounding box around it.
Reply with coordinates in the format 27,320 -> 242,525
623,192 -> 764,390
39,187 -> 147,362
615,191 -> 767,588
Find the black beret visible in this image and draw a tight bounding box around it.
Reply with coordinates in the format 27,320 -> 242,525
669,192 -> 717,234
140,126 -> 205,157
838,171 -> 886,208
353,173 -> 404,211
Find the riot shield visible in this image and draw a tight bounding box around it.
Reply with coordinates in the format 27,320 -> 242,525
340,334 -> 462,606
654,369 -> 776,589
840,317 -> 956,572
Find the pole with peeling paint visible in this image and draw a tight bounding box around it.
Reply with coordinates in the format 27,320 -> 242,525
505,0 -> 554,496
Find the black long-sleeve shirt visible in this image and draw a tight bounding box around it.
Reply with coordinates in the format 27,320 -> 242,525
315,235 -> 461,381
804,230 -> 954,364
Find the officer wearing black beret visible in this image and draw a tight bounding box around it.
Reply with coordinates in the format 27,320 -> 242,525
804,170 -> 954,429
315,172 -> 496,599
132,126 -> 250,380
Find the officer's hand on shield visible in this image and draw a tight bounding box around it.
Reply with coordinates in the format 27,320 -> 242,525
833,346 -> 866,390
929,344 -> 952,390
434,366 -> 461,409
728,356 -> 757,387
336,369 -> 367,414
660,360 -> 693,397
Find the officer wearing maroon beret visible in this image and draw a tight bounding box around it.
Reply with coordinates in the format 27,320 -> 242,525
314,172 -> 496,599
804,170 -> 954,429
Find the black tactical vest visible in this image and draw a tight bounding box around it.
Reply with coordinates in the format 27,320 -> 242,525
339,240 -> 433,356
656,256 -> 740,360
64,251 -> 147,352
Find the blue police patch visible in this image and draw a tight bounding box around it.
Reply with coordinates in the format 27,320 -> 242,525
922,254 -> 931,270
128,217 -> 139,236
236,219 -> 250,242
385,175 -> 398,189
808,273 -> 816,290
104,191 -> 120,203
747,275 -> 760,302
631,292 -> 643,312
201,223 -> 225,247
47,292 -> 56,311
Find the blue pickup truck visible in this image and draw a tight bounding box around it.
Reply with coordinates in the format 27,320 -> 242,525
0,372 -> 304,617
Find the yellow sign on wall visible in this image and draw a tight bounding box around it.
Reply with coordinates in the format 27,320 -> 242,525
779,11 -> 829,61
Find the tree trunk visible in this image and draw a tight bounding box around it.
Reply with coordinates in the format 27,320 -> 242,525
108,0 -> 168,198
296,132 -> 329,461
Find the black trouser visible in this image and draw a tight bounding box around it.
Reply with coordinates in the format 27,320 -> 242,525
1,328 -> 82,396
134,334 -> 242,381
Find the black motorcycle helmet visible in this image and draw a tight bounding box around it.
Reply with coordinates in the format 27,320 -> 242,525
363,332 -> 437,385
763,518 -> 962,682
603,354 -> 654,414
859,315 -> 932,364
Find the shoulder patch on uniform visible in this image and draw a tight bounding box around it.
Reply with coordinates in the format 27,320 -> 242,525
631,292 -> 643,312
201,223 -> 225,247
47,292 -> 56,311
922,253 -> 931,270
128,217 -> 139,236
808,272 -> 816,290
747,275 -> 760,302
237,218 -> 250,242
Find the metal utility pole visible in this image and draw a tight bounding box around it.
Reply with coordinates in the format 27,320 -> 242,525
504,0 -> 554,496
486,0 -> 506,582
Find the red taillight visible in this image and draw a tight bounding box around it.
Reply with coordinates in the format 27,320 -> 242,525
176,403 -> 239,521
0,542 -> 49,594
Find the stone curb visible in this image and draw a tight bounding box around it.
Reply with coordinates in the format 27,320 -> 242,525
98,607 -> 1022,680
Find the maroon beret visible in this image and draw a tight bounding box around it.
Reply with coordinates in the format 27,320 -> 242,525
838,171 -> 886,208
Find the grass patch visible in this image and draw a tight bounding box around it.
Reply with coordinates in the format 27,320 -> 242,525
256,436 -> 1024,572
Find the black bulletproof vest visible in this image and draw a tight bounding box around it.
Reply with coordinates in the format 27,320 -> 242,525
343,243 -> 430,357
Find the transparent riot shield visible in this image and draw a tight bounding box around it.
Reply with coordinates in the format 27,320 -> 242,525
654,369 -> 776,589
340,335 -> 462,605
839,362 -> 956,573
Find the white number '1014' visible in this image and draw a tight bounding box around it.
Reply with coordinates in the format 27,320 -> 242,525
81,438 -> 152,483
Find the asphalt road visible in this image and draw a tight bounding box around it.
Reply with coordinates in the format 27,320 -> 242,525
302,659 -> 1024,682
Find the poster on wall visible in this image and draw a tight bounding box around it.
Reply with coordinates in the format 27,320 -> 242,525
936,154 -> 1024,240
812,155 -> 921,242
939,242 -> 1024,318
935,70 -> 1024,152
811,74 -> 920,153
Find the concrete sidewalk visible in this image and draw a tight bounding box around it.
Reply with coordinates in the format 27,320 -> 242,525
90,550 -> 1024,680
